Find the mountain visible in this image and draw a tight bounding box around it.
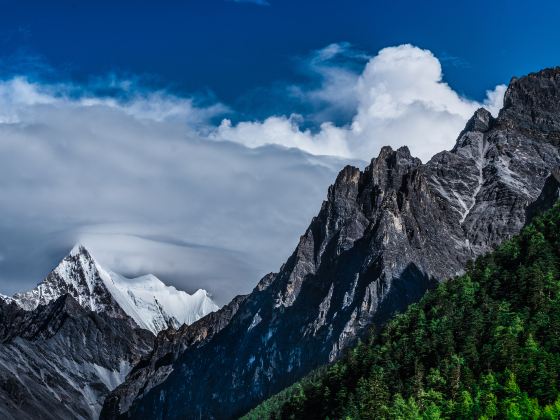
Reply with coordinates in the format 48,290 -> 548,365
245,201 -> 560,419
0,245 -> 218,419
99,272 -> 218,334
12,245 -> 219,334
101,294 -> 248,417
103,68 -> 560,419
0,294 -> 154,419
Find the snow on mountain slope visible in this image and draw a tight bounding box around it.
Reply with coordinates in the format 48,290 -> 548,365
104,271 -> 219,333
0,294 -> 12,303
11,245 -> 218,334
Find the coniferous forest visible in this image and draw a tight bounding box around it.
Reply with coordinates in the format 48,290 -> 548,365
244,203 -> 560,419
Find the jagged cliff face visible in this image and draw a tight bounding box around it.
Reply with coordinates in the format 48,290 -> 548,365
13,245 -> 133,322
101,294 -> 247,417
0,295 -> 153,420
497,67 -> 560,145
103,68 -> 560,419
527,169 -> 560,222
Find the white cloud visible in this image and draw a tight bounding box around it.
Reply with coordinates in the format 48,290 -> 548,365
214,44 -> 506,163
289,42 -> 368,122
0,44 -> 507,304
0,78 -> 347,304
214,116 -> 351,157
0,76 -> 227,125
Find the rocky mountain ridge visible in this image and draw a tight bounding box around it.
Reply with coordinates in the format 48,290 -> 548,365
103,67 -> 560,419
101,294 -> 248,417
0,294 -> 154,419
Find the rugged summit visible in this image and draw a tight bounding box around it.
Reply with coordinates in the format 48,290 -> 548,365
13,245 -> 133,322
103,68 -> 560,419
498,67 -> 560,144
0,246 -> 218,419
12,245 -> 219,334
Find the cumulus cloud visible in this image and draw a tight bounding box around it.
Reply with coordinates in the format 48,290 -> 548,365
214,44 -> 507,162
288,42 -> 369,123
0,44 -> 507,305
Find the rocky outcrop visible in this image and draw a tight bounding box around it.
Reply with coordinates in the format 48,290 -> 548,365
100,294 -> 247,418
526,168 -> 560,222
0,296 -> 153,420
497,67 -> 560,144
104,67 -> 560,419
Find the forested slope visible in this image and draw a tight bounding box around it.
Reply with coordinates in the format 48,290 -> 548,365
245,202 -> 560,419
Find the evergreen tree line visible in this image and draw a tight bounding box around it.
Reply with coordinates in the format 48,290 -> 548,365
243,202 -> 560,419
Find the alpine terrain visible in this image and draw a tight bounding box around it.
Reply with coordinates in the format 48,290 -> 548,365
0,245 -> 218,419
245,198 -> 560,419
101,68 -> 560,419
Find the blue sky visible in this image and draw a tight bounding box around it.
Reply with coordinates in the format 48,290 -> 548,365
0,0 -> 559,303
2,0 -> 559,113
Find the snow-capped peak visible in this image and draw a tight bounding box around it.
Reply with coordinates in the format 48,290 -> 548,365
103,270 -> 219,333
69,242 -> 86,256
11,245 -> 219,334
12,244 -> 130,320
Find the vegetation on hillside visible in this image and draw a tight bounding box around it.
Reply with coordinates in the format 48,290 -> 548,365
243,203 -> 560,419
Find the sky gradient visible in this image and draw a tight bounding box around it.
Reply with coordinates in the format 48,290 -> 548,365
2,1 -> 560,109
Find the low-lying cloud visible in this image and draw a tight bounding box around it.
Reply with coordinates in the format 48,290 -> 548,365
0,44 -> 505,304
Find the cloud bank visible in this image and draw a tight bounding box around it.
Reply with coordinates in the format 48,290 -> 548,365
0,44 -> 505,304
0,78 -> 348,303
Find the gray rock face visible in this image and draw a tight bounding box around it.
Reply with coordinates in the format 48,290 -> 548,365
0,295 -> 153,420
103,68 -> 560,419
100,294 -> 247,418
526,169 -> 560,222
498,67 -> 560,145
